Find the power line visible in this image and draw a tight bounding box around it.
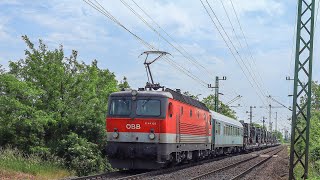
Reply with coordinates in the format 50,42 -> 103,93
200,0 -> 269,109
84,0 -> 209,88
229,0 -> 270,98
220,0 -> 270,104
120,0 -> 217,82
205,0 -> 268,105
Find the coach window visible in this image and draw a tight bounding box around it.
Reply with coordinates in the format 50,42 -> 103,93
227,126 -> 229,135
215,123 -> 218,134
231,126 -> 233,136
227,125 -> 229,136
226,126 -> 228,136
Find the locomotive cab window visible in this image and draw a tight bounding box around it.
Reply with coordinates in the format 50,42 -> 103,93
136,99 -> 161,116
109,99 -> 132,116
190,110 -> 192,117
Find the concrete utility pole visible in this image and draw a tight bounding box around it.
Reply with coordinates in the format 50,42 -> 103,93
208,76 -> 226,112
275,112 -> 278,132
262,116 -> 267,130
246,106 -> 256,125
269,104 -> 272,132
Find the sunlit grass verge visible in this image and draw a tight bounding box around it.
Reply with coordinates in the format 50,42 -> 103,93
0,147 -> 73,180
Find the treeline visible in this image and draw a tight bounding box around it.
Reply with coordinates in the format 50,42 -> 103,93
308,82 -> 320,176
183,91 -> 237,119
0,36 -> 129,176
293,81 -> 320,177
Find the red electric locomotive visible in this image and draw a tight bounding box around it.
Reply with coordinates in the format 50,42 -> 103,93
106,88 -> 212,169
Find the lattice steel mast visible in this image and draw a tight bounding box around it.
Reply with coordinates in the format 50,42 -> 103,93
289,0 -> 315,179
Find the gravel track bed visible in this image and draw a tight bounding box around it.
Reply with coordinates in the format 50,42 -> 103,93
241,146 -> 289,180
206,147 -> 283,180
100,170 -> 148,180
143,146 -> 280,180
69,170 -> 144,180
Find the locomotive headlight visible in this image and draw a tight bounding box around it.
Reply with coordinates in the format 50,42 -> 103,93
148,133 -> 155,140
131,90 -> 138,96
112,132 -> 119,139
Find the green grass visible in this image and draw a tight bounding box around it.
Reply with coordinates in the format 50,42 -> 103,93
0,147 -> 73,180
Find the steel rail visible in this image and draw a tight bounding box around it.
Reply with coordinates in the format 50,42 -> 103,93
230,147 -> 284,180
71,146 -> 279,180
189,146 -> 283,180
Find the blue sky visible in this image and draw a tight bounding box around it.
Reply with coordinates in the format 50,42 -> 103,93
1,0 -> 319,133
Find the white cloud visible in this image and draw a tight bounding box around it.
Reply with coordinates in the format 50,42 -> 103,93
0,0 -> 299,131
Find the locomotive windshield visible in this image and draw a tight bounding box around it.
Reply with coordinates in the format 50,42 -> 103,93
108,95 -> 167,118
136,99 -> 161,116
109,99 -> 132,116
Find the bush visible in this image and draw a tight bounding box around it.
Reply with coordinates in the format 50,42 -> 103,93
56,133 -> 106,176
0,36 -> 120,176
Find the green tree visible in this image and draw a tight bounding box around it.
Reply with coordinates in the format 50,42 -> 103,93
118,76 -> 130,90
273,130 -> 284,143
183,91 -> 201,100
0,35 -> 124,175
202,94 -> 237,119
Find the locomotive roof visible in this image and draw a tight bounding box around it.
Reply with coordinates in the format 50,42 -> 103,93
110,90 -> 173,98
165,88 -> 209,111
110,88 -> 209,111
210,110 -> 243,128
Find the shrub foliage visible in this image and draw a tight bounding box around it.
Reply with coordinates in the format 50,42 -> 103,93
0,36 -> 126,175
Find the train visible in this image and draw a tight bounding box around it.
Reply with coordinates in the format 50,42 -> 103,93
105,88 -> 279,169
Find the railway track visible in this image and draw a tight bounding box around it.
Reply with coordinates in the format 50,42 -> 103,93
70,146 -> 280,180
189,146 -> 284,180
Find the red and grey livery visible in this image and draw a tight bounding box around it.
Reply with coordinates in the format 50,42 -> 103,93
106,88 -> 278,169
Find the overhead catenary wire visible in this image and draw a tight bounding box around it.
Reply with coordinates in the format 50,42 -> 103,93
84,0 -> 208,88
204,0 -> 268,106
130,0 -> 218,82
120,0 -> 217,82
200,0 -> 269,109
229,0 -> 270,100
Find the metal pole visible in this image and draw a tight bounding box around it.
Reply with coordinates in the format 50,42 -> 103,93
275,112 -> 278,132
269,104 -> 272,131
262,117 -> 266,130
249,106 -> 253,125
289,0 -> 315,179
215,76 -> 219,112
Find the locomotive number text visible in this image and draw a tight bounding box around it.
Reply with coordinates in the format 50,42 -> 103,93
126,124 -> 141,129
